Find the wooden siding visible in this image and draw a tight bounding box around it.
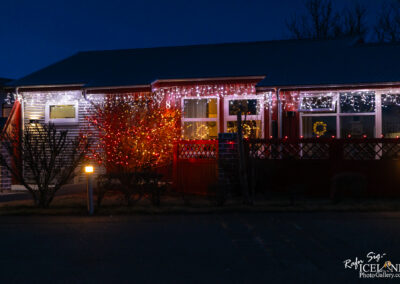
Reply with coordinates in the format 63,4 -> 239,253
22,91 -> 105,183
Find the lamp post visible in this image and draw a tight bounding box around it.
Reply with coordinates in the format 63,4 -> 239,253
84,165 -> 94,215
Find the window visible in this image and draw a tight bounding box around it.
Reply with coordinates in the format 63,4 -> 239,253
45,102 -> 78,124
181,98 -> 218,139
340,116 -> 375,138
339,92 -> 375,138
229,99 -> 258,115
382,94 -> 400,138
50,105 -> 76,119
227,120 -> 262,138
339,92 -> 375,113
300,91 -> 376,138
224,97 -> 264,138
302,116 -> 336,138
299,94 -> 335,112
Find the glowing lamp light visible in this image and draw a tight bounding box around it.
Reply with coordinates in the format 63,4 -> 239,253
84,165 -> 94,174
363,134 -> 367,138
331,135 -> 335,139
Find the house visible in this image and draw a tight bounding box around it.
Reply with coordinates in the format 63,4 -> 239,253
4,37 -> 400,194
0,78 -> 13,128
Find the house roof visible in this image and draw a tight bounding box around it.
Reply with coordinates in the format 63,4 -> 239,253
0,78 -> 13,86
257,41 -> 400,88
7,38 -> 400,89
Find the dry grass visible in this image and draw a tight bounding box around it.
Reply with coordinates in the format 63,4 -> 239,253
1,192 -> 400,216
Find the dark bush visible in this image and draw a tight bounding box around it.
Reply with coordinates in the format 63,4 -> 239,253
96,171 -> 165,207
140,172 -> 166,207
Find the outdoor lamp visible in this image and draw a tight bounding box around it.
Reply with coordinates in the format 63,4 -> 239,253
85,165 -> 94,173
84,165 -> 94,215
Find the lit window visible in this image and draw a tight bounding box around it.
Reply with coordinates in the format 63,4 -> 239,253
50,105 -> 76,119
224,96 -> 264,138
182,98 -> 218,139
227,120 -> 262,139
302,116 -> 336,138
300,92 -> 377,138
45,102 -> 78,124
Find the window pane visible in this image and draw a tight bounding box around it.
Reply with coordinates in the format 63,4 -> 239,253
299,95 -> 334,112
227,120 -> 261,138
302,116 -> 336,138
382,94 -> 400,137
340,92 -> 375,113
183,121 -> 218,139
340,116 -> 375,138
183,99 -> 217,118
229,99 -> 258,115
50,105 -> 76,119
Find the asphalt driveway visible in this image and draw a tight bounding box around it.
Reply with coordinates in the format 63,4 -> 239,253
0,212 -> 399,283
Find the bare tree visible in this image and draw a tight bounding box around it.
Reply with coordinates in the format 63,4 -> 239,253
286,0 -> 341,39
0,123 -> 90,208
287,0 -> 368,40
375,0 -> 400,42
342,2 -> 368,40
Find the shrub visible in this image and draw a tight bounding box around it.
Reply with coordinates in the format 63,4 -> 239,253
0,123 -> 89,208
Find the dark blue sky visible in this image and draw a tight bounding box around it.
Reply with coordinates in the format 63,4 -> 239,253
0,0 -> 382,79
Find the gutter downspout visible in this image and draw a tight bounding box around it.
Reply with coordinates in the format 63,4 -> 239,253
276,88 -> 282,138
16,87 -> 23,132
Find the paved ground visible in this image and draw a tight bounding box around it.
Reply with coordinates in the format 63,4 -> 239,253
0,184 -> 85,203
0,212 -> 399,283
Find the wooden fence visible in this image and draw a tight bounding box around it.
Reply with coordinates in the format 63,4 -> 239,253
173,140 -> 218,195
246,138 -> 400,197
172,137 -> 400,197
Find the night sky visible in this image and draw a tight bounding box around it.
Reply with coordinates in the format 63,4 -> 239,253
0,0 -> 382,79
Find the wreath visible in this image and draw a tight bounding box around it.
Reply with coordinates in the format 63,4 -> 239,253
313,121 -> 327,136
195,124 -> 210,139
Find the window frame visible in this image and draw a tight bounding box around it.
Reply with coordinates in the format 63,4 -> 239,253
299,91 -> 378,138
181,96 -> 219,139
223,95 -> 264,138
45,101 -> 79,125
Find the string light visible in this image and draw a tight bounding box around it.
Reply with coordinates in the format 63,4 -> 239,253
9,86 -> 398,116
85,94 -> 180,172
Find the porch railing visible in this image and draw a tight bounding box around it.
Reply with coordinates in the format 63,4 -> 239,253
174,140 -> 218,160
246,138 -> 400,161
